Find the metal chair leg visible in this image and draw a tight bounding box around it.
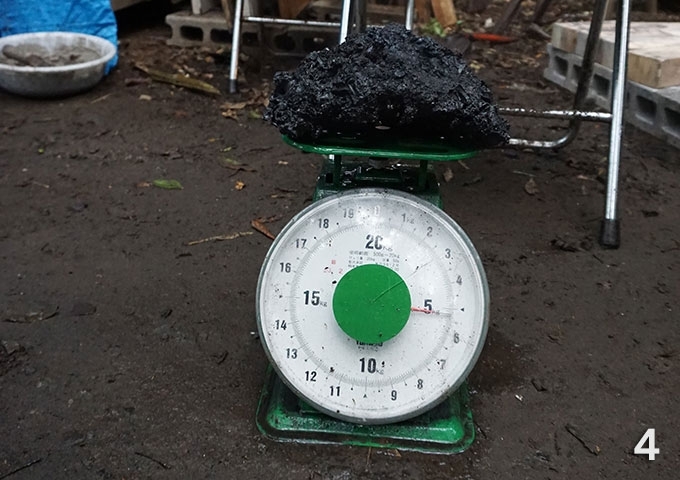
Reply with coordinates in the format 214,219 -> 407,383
405,0 -> 415,30
600,0 -> 631,248
340,0 -> 368,43
498,0 -> 631,247
502,0 -> 610,149
229,0 -> 245,93
231,0 -> 415,89
339,0 -> 352,43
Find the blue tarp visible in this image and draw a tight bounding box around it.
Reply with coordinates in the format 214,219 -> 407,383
0,0 -> 118,72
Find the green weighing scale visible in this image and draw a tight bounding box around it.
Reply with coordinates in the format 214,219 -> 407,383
255,135 -> 489,454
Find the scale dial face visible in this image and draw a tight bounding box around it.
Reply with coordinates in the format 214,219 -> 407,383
256,188 -> 489,424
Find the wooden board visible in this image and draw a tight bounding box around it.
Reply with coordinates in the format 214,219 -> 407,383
278,0 -> 313,19
431,0 -> 457,28
551,21 -> 680,89
415,0 -> 431,23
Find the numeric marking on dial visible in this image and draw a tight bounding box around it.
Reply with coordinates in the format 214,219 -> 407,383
359,357 -> 385,374
303,290 -> 321,306
279,262 -> 291,273
365,234 -> 384,250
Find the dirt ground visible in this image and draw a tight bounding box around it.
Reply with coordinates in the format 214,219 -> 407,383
1,1 -> 679,479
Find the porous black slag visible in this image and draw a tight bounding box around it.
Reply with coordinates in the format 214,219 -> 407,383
265,24 -> 509,148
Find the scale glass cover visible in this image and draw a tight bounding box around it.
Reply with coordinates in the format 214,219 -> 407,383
256,188 -> 489,425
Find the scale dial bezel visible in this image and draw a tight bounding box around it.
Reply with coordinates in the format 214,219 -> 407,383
256,188 -> 489,424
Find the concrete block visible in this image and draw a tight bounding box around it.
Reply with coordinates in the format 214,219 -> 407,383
166,8 -> 340,56
543,45 -> 611,110
544,44 -> 680,150
658,86 -> 680,148
166,10 -> 260,49
263,25 -> 339,57
627,81 -> 660,128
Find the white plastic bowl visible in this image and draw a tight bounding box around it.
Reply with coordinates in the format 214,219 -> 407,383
0,32 -> 116,97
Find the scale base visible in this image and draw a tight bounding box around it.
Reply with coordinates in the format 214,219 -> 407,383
256,367 -> 475,454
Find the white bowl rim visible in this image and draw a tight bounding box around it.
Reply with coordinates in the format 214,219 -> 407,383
0,31 -> 116,74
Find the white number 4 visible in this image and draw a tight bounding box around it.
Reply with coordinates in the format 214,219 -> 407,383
634,428 -> 660,460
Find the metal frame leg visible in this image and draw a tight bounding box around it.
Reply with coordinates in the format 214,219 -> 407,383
231,0 -> 414,90
340,0 -> 367,43
501,0 -> 610,149
600,0 -> 631,248
339,0 -> 352,42
341,0 -> 413,42
499,0 -> 631,248
229,0 -> 245,93
405,0 -> 415,30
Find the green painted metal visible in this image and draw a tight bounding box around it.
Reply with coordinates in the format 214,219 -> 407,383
256,367 -> 475,454
332,264 -> 411,344
282,135 -> 477,162
312,158 -> 443,207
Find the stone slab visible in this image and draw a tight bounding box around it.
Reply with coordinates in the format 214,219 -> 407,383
544,44 -> 680,150
551,21 -> 680,88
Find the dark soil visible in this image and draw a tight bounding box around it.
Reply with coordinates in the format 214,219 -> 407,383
265,24 -> 508,147
0,45 -> 101,67
1,1 -> 678,479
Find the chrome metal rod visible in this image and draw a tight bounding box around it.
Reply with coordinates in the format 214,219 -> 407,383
352,0 -> 368,35
500,107 -> 612,121
600,0 -> 631,248
228,0 -> 245,93
339,0 -> 352,43
242,17 -> 395,30
243,16 -> 341,28
507,137 -> 573,149
405,0 -> 415,30
572,0 -> 609,111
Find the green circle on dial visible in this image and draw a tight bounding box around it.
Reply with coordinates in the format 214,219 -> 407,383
332,264 -> 411,344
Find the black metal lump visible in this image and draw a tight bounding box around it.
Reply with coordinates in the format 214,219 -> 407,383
265,24 -> 509,149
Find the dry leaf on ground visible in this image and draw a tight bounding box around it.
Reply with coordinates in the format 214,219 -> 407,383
251,219 -> 275,240
220,85 -> 270,120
